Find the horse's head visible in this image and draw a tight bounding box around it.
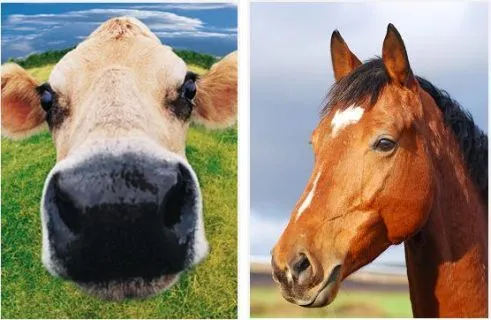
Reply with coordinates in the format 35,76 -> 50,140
1,17 -> 237,300
271,24 -> 437,307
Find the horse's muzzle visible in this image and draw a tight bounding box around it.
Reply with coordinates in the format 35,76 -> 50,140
272,250 -> 343,308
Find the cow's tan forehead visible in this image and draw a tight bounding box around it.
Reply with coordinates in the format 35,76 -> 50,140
48,16 -> 187,97
88,16 -> 160,43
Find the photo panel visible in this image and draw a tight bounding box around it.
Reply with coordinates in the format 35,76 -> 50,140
1,2 -> 237,318
250,1 -> 488,317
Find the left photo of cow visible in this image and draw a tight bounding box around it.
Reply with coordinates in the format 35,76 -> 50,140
1,3 -> 237,318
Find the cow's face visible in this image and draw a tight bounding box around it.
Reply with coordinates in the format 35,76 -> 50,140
1,17 -> 237,300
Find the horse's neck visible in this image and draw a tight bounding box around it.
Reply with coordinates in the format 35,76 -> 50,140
404,204 -> 487,317
404,110 -> 487,317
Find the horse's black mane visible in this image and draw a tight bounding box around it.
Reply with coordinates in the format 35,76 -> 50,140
322,58 -> 488,199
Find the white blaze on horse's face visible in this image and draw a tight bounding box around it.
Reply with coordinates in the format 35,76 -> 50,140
1,16 -> 237,300
330,105 -> 364,137
296,171 -> 322,221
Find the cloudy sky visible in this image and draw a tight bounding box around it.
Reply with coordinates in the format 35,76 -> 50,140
1,3 -> 237,62
251,2 -> 488,273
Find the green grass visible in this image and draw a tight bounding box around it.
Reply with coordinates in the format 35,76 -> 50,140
1,62 -> 237,318
7,47 -> 218,70
251,286 -> 412,318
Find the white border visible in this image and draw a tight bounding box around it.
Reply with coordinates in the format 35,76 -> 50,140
238,0 -> 251,318
1,0 -> 490,319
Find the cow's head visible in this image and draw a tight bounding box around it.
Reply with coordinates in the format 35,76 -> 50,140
1,17 -> 237,300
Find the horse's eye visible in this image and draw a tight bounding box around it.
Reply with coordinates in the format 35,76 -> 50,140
374,137 -> 397,152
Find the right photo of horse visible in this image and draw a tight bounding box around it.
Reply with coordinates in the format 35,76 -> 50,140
250,2 -> 488,318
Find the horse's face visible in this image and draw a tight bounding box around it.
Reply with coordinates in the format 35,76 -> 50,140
272,25 -> 435,307
1,17 -> 237,300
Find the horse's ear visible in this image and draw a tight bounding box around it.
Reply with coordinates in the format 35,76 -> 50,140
330,30 -> 362,81
382,24 -> 417,90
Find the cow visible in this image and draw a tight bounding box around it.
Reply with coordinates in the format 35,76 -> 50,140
1,16 -> 237,300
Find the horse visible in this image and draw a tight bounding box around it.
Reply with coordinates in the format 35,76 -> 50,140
271,24 -> 487,317
1,16 -> 237,300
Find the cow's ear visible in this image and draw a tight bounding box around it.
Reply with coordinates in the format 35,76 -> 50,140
1,63 -> 46,139
193,51 -> 237,128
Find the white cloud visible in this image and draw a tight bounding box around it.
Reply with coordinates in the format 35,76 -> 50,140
221,27 -> 237,33
77,8 -> 203,29
46,40 -> 66,46
9,26 -> 37,31
3,6 -> 235,45
7,9 -> 203,30
8,41 -> 33,52
155,30 -> 236,39
9,34 -> 37,41
130,4 -> 236,11
8,13 -> 82,27
2,21 -> 63,54
146,22 -> 203,32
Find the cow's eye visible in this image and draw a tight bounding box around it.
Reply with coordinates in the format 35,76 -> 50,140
170,72 -> 198,121
37,83 -> 54,111
36,83 -> 67,129
180,72 -> 197,101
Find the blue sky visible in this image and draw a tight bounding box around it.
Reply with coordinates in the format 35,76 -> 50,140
1,3 -> 237,61
251,2 -> 488,274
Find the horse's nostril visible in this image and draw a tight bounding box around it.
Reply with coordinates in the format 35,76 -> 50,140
292,253 -> 311,278
53,173 -> 82,234
328,264 -> 343,285
271,254 -> 288,284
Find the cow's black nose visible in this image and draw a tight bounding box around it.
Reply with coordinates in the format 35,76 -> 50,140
52,173 -> 83,234
51,158 -> 188,235
44,152 -> 199,282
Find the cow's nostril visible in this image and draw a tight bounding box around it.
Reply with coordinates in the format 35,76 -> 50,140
160,164 -> 194,229
292,253 -> 311,278
53,173 -> 82,234
160,172 -> 185,228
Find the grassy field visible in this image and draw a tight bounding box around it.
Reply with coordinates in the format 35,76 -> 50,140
251,286 -> 412,318
1,62 -> 237,318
